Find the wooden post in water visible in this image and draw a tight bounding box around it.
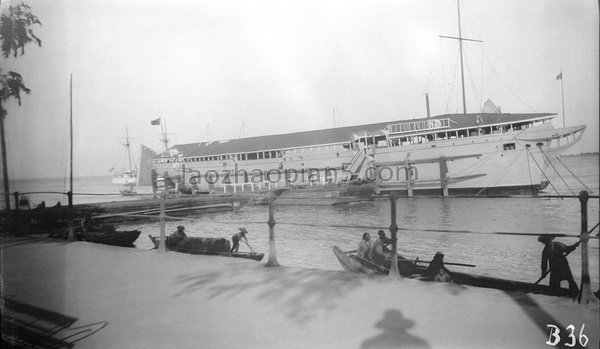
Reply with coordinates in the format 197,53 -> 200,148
13,192 -> 21,235
576,191 -> 596,303
439,157 -> 449,197
388,192 -> 401,278
265,190 -> 280,267
157,191 -> 167,253
405,159 -> 413,197
13,192 -> 19,211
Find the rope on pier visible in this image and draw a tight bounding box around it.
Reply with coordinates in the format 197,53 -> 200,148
556,156 -> 594,194
201,219 -> 600,240
539,148 -> 575,196
525,146 -> 561,197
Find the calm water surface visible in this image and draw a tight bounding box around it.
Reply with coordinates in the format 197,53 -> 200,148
7,155 -> 600,289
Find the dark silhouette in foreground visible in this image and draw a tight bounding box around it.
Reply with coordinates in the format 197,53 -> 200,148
361,309 -> 430,349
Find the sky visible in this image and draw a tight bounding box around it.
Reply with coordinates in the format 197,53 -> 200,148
1,0 -> 598,180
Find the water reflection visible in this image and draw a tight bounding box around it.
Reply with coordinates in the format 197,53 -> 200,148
130,194 -> 599,292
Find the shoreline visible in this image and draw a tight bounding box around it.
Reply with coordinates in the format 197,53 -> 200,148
2,236 -> 598,348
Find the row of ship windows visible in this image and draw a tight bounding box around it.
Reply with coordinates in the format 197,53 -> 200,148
152,122 -> 539,164
385,122 -> 536,147
152,143 -> 351,164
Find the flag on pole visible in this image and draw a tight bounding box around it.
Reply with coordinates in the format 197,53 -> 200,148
150,117 -> 161,126
556,72 -> 562,80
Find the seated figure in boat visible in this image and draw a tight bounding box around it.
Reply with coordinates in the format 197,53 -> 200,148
378,230 -> 392,252
169,225 -> 187,247
230,227 -> 249,253
369,231 -> 391,266
425,252 -> 453,282
356,232 -> 371,259
537,235 -> 580,297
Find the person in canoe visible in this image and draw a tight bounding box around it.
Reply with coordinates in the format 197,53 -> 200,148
538,235 -> 580,297
369,230 -> 390,266
357,232 -> 371,259
377,230 -> 392,252
169,225 -> 187,248
425,252 -> 453,282
231,227 -> 249,253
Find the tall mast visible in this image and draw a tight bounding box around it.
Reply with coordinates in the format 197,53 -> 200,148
123,124 -> 133,173
67,74 -> 74,240
457,0 -> 467,114
440,0 -> 482,114
69,74 -> 73,197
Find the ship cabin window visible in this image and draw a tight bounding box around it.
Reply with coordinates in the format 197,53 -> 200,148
247,152 -> 257,160
512,122 -> 527,131
503,143 -> 516,151
342,144 -> 351,150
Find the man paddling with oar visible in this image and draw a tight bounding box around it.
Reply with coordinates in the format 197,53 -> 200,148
231,227 -> 253,254
537,235 -> 580,297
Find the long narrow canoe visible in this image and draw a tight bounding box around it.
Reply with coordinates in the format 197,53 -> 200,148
77,229 -> 141,247
332,246 -> 572,297
149,235 -> 264,261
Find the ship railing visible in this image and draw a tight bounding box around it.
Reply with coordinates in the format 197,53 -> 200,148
385,118 -> 451,135
345,149 -> 367,175
223,181 -> 279,193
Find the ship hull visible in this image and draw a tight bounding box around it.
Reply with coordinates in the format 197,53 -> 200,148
148,122 -> 585,197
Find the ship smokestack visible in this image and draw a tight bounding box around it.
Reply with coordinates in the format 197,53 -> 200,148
425,93 -> 431,118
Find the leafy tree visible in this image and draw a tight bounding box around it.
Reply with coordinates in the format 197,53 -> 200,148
0,2 -> 41,210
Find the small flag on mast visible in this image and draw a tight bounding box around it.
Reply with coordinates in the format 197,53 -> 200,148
150,117 -> 161,126
556,72 -> 562,80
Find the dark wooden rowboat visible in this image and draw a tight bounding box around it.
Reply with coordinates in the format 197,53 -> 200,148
332,246 -> 572,297
149,235 -> 264,261
77,227 -> 141,247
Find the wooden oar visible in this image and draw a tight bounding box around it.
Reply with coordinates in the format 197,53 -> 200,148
345,249 -> 475,267
534,223 -> 599,285
408,259 -> 476,268
534,242 -> 579,285
244,240 -> 256,255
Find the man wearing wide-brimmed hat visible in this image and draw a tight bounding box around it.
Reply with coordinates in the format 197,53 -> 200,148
169,225 -> 188,248
230,227 -> 249,253
538,235 -> 580,297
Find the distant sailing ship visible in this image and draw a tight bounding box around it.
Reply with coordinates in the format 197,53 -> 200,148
143,2 -> 585,197
112,125 -> 139,194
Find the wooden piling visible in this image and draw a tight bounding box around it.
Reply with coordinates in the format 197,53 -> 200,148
13,192 -> 21,236
439,157 -> 449,197
405,159 -> 413,197
265,190 -> 280,267
388,192 -> 401,278
576,191 -> 596,303
65,191 -> 75,241
13,192 -> 19,212
157,192 -> 167,253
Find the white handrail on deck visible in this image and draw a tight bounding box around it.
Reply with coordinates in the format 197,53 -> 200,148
223,181 -> 278,193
